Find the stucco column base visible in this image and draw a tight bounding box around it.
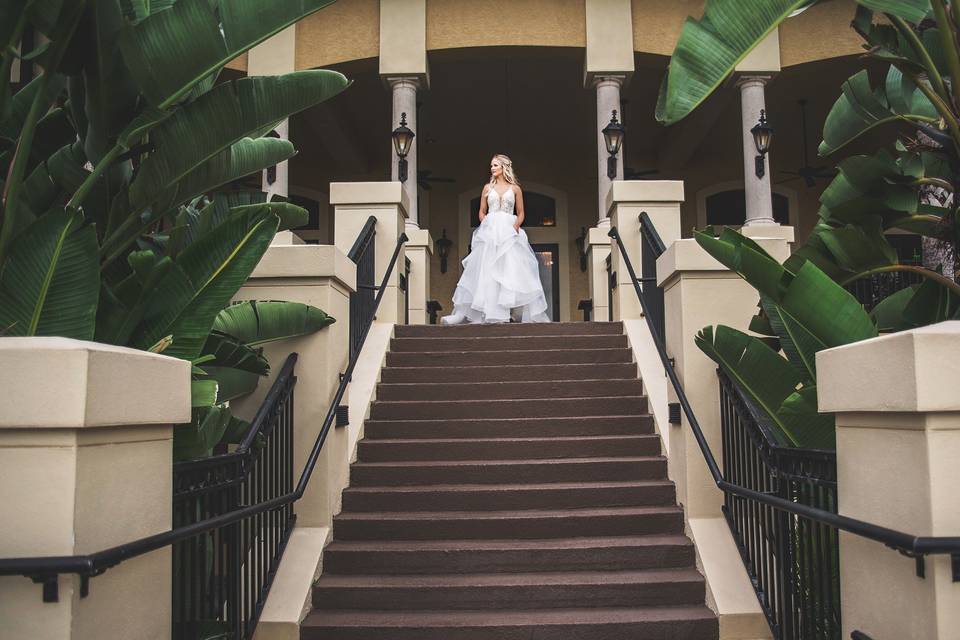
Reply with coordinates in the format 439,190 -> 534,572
0,338 -> 190,640
587,226 -> 612,321
607,180 -> 683,321
232,245 -> 357,530
331,182 -> 408,324
658,239 -> 790,639
818,322 -> 960,640
405,228 -> 433,325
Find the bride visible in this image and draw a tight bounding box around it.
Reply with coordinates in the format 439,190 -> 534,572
443,154 -> 550,324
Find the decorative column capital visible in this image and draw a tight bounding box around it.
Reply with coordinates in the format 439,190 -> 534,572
386,76 -> 422,92
592,74 -> 626,90
735,75 -> 772,89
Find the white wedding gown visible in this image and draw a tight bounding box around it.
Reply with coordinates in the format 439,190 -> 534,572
443,186 -> 551,324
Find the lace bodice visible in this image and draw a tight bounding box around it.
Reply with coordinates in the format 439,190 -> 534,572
486,185 -> 515,215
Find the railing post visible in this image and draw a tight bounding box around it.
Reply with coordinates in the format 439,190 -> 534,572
331,182 -> 409,324
607,181 -> 682,320
405,229 -> 433,324
0,339 -> 190,640
656,235 -> 791,639
587,228 -> 612,321
818,322 -> 960,640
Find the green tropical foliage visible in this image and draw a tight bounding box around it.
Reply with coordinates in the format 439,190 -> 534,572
660,0 -> 960,448
0,0 -> 346,459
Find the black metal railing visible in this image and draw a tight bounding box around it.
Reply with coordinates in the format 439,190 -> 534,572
720,370 -> 840,640
401,255 -> 411,325
0,229 -> 410,638
172,354 -> 297,639
608,218 -> 960,640
605,253 -> 615,321
639,212 -> 666,341
348,215 -> 377,361
845,270 -> 923,311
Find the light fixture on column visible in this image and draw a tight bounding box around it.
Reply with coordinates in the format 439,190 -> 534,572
392,112 -> 415,183
265,129 -> 281,185
750,110 -> 774,179
574,226 -> 588,272
602,110 -> 626,180
436,229 -> 452,273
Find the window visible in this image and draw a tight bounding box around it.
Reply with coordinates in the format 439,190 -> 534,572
470,191 -> 557,227
705,189 -> 789,226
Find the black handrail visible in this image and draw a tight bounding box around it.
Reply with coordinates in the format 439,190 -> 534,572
0,231 -> 410,600
608,221 -> 960,570
638,211 -> 666,341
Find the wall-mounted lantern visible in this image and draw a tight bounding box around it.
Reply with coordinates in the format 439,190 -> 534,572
602,110 -> 625,180
574,226 -> 588,272
391,112 -> 415,183
750,110 -> 773,179
436,229 -> 453,273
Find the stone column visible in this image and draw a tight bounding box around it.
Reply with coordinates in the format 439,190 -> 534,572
0,339 -> 190,640
231,240 -> 357,530
738,76 -> 775,226
595,75 -> 625,226
607,181 -> 683,321
405,228 -> 434,324
587,227 -> 612,322
330,182 -> 409,324
818,322 -> 960,640
388,77 -> 420,230
656,236 -> 791,638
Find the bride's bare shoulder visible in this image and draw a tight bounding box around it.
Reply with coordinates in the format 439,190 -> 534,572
481,183 -> 490,194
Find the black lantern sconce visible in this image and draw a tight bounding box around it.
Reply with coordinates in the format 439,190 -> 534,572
750,110 -> 773,179
265,129 -> 281,185
436,229 -> 453,273
391,112 -> 415,183
574,226 -> 588,272
602,110 -> 626,180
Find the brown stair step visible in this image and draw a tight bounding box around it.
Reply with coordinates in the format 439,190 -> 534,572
380,362 -> 639,383
349,456 -> 668,486
356,435 -> 661,462
322,534 -> 695,574
390,335 -> 628,352
341,480 -> 675,511
301,605 -> 719,640
312,568 -> 706,611
395,322 -> 624,338
386,348 -> 632,367
362,415 -> 653,439
369,396 -> 648,420
376,379 -> 644,401
332,506 -> 684,540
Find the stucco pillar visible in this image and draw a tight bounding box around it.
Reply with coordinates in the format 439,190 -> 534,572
595,75 -> 625,226
738,76 -> 775,226
405,228 -> 433,324
607,181 -> 683,321
331,182 -> 409,324
587,227 -> 612,322
657,237 -> 790,639
388,78 -> 421,230
248,27 -> 296,200
232,241 -> 357,531
818,322 -> 960,640
0,338 -> 190,640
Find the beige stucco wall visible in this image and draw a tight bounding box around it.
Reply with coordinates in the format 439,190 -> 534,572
427,0 -> 586,50
297,0 -> 380,70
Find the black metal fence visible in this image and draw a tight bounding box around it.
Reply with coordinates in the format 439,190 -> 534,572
401,255 -> 411,325
719,370 -> 840,640
172,354 -> 297,639
638,212 -> 666,342
845,270 -> 923,311
348,216 -> 377,360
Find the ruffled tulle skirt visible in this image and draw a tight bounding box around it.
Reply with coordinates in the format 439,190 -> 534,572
443,211 -> 550,324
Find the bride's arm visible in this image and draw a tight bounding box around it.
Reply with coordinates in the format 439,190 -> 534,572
513,187 -> 525,231
478,185 -> 489,223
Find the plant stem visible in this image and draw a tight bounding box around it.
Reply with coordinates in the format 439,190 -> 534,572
0,72 -> 53,266
66,144 -> 122,210
889,14 -> 952,103
841,264 -> 960,296
915,177 -> 955,191
931,0 -> 960,109
903,66 -> 960,151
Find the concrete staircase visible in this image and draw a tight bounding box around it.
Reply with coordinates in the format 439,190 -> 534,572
301,322 -> 718,639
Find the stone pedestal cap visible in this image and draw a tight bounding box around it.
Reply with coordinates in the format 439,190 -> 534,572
329,182 -> 410,219
818,321 -> 960,413
605,180 -> 685,217
248,244 -> 357,292
0,338 -> 191,428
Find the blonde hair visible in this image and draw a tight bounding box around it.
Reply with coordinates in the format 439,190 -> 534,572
489,154 -> 520,187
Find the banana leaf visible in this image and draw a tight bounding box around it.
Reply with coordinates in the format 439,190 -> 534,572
201,330 -> 270,375
213,300 -> 336,347
191,378 -> 218,407
174,405 -> 244,461
202,365 -> 262,403
0,208 -> 99,339
857,0 -> 931,24
119,0 -> 337,109
132,208 -> 280,361
656,0 -> 817,125
128,71 -> 348,212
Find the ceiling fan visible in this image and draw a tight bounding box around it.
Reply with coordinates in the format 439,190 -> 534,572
778,99 -> 838,188
417,169 -> 455,191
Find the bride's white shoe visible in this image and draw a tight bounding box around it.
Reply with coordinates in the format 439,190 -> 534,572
440,313 -> 467,325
